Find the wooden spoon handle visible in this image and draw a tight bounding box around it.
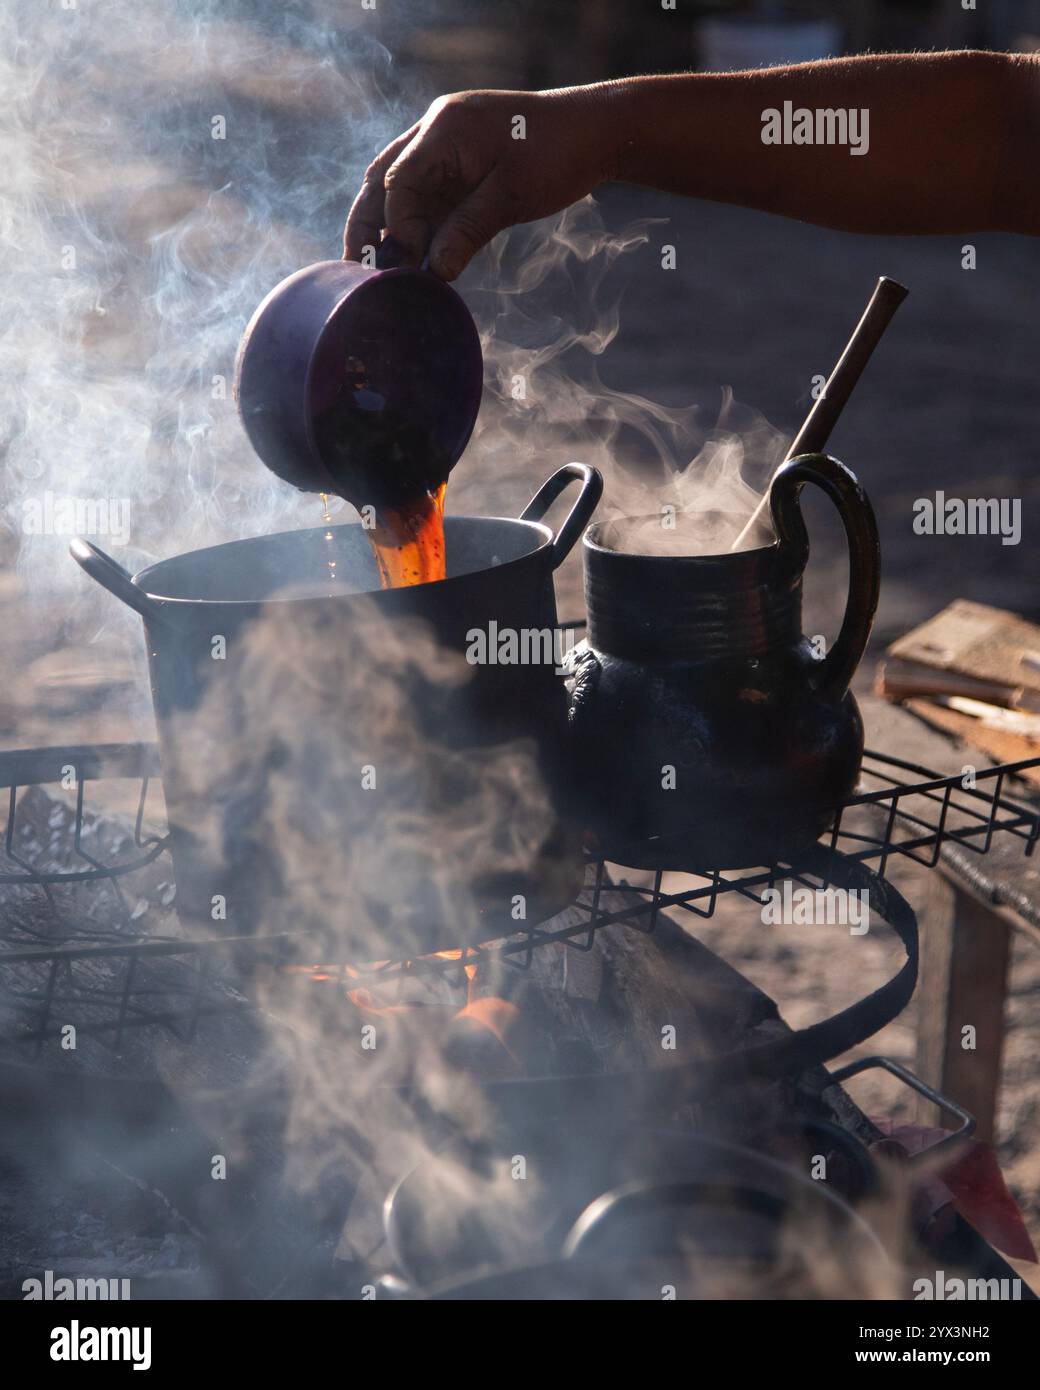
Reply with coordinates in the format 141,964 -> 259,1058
730,276 -> 908,551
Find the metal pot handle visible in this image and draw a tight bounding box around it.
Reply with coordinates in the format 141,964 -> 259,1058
829,1055 -> 976,1162
519,463 -> 603,571
69,538 -> 167,624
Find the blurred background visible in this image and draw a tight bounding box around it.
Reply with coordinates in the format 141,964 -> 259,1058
388,0 -> 1040,85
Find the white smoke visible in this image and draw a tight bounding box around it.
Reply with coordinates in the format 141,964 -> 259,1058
0,0 -> 423,613
458,197 -> 786,557
1,2 -> 783,642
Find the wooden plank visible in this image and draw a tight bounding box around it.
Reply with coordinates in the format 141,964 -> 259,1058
914,882 -> 1012,1145
902,698 -> 1040,789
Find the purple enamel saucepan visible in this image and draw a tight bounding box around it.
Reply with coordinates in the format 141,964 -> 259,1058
233,238 -> 484,503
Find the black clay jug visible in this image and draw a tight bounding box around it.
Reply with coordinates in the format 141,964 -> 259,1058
566,453 -> 880,870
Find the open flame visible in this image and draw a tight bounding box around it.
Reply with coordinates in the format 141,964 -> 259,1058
283,947 -> 524,1075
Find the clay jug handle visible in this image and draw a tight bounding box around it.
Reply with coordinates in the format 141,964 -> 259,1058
768,453 -> 880,702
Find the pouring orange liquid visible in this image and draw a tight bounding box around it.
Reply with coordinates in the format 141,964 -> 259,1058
320,484 -> 448,590
310,345 -> 452,590
368,482 -> 447,588
319,493 -> 338,584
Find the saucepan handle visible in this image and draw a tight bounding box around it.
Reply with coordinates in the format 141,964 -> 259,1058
520,464 -> 604,571
374,235 -> 431,273
69,538 -> 168,625
769,453 -> 880,702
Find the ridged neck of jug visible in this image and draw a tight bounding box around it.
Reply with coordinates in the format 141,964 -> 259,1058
583,526 -> 803,664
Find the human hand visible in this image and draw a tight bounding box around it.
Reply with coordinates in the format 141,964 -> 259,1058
344,85 -> 619,280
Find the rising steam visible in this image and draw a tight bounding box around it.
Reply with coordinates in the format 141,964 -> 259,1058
1,0 -> 783,639
458,196 -> 787,553
0,1 -> 422,614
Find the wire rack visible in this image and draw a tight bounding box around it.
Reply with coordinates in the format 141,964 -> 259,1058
0,741 -> 1036,1051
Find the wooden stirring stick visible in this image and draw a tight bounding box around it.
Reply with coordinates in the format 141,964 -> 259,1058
729,276 -> 909,552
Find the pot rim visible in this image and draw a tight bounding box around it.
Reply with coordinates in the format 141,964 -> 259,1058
584,514 -> 781,564
130,513 -> 555,608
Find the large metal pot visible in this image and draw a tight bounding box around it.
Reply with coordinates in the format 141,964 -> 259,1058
70,464 -> 602,959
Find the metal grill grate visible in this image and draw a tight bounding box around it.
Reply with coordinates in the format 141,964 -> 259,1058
0,742 -> 1036,1049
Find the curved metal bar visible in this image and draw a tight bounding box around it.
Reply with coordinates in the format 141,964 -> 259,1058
830,1054 -> 976,1159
